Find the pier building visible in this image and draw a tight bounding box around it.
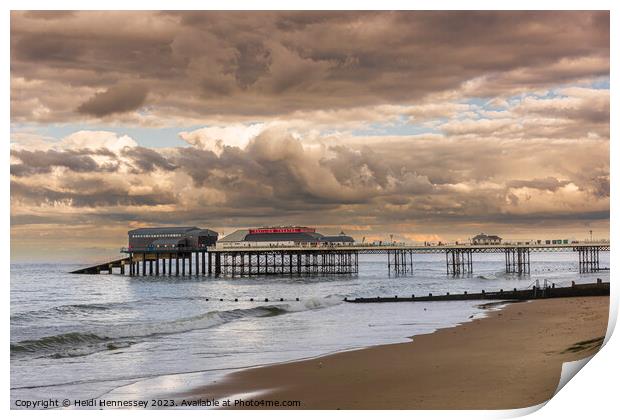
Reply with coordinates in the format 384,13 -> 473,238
128,226 -> 218,250
472,233 -> 502,245
217,226 -> 354,248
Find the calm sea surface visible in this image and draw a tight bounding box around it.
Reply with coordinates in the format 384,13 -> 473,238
10,252 -> 609,407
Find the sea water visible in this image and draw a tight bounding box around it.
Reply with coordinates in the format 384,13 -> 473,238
10,252 -> 609,406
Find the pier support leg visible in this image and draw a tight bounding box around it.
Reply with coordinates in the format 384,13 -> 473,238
215,252 -> 221,276
289,252 -> 293,274
505,248 -> 530,274
202,252 -> 206,275
142,254 -> 146,276
257,252 -> 262,274
446,249 -> 473,275
576,246 -> 601,273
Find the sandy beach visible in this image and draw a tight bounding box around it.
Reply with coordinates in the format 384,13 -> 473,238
189,296 -> 609,409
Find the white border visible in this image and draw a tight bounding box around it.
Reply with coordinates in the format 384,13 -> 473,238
4,2 -> 617,420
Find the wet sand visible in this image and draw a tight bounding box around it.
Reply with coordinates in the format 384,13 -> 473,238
190,297 -> 609,409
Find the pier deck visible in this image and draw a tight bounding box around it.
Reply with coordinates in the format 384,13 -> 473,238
71,242 -> 609,276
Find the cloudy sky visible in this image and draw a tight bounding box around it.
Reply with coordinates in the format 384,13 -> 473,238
10,11 -> 609,261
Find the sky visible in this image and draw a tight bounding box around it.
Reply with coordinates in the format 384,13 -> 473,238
9,11 -> 610,262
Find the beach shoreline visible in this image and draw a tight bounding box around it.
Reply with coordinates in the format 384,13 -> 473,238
186,296 -> 609,410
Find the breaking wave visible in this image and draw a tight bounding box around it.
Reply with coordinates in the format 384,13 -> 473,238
11,296 -> 209,322
11,297 -> 342,359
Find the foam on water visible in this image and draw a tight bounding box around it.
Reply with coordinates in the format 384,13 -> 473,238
11,301 -> 343,360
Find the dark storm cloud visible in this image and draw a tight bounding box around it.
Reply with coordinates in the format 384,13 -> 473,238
507,177 -> 570,192
10,148 -> 118,176
11,179 -> 176,208
171,132 -> 369,211
10,146 -> 179,177
511,89 -> 610,125
77,83 -> 149,117
121,146 -> 177,172
320,145 -> 392,189
580,175 -> 610,198
10,11 -> 609,122
14,33 -> 85,62
233,41 -> 272,88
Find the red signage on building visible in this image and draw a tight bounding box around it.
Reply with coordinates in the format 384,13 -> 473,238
249,227 -> 316,234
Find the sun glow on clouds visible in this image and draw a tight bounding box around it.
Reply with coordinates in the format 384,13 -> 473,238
179,123 -> 265,154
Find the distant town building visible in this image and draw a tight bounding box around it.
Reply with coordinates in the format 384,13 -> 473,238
217,226 -> 355,247
472,233 -> 502,245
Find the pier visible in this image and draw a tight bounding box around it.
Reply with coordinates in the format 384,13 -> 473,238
70,242 -> 610,276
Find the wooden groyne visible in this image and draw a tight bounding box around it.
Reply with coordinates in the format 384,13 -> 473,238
346,280 -> 610,303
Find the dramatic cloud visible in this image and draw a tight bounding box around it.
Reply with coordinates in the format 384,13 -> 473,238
121,146 -> 177,173
10,11 -> 609,124
76,83 -> 149,117
11,179 -> 177,208
9,11 -> 610,260
10,125 -> 609,234
507,178 -> 571,192
10,148 -> 118,177
179,124 -> 265,153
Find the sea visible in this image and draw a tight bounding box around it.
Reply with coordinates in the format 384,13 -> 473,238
10,251 -> 609,408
